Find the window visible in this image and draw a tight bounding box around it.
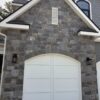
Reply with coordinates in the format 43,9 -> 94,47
75,0 -> 92,18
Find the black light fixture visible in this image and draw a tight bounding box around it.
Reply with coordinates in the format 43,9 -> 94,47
12,53 -> 18,64
86,57 -> 93,65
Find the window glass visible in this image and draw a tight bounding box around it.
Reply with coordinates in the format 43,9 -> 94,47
83,11 -> 89,16
77,1 -> 89,9
76,0 -> 90,18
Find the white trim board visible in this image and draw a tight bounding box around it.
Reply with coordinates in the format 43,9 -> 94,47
78,31 -> 100,37
11,3 -> 23,7
52,7 -> 58,25
0,24 -> 29,30
0,33 -> 7,96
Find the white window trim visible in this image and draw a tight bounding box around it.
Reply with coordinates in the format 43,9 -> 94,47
11,2 -> 23,7
0,33 -> 7,96
52,7 -> 58,25
88,0 -> 92,19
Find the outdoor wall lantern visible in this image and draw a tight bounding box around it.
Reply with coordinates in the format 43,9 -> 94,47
86,57 -> 93,65
12,53 -> 18,63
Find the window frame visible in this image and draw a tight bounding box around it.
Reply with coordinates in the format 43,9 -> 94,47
75,0 -> 92,19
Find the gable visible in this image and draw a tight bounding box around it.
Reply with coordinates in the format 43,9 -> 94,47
14,0 -> 94,36
0,0 -> 100,38
65,0 -> 100,32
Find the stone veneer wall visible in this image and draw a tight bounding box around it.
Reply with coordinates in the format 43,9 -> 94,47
0,0 -> 98,100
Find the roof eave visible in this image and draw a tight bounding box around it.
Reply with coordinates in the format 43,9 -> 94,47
0,23 -> 29,30
78,31 -> 100,37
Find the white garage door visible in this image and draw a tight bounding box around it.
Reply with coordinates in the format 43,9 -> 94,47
23,53 -> 82,100
97,62 -> 100,100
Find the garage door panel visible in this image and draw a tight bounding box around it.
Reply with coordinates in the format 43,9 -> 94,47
54,66 -> 79,78
24,65 -> 51,78
54,79 -> 80,91
25,56 -> 52,65
53,56 -> 80,66
24,73 -> 51,78
23,93 -> 51,100
54,92 -> 79,100
23,79 -> 51,92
